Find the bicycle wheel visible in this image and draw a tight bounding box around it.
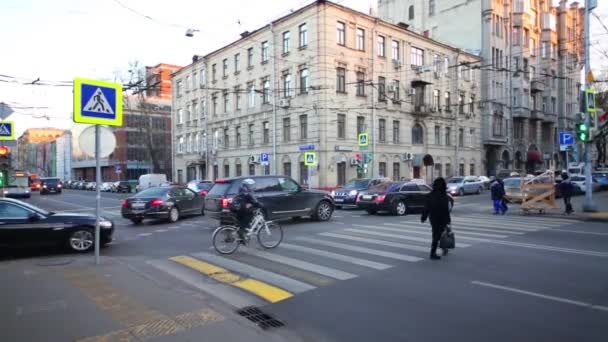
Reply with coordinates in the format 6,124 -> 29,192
212,226 -> 240,254
257,221 -> 283,249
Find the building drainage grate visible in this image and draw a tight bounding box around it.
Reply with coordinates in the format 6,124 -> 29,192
236,306 -> 285,330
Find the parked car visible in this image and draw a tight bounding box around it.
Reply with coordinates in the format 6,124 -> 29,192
0,198 -> 114,252
592,172 -> 608,190
100,182 -> 114,192
121,186 -> 205,224
330,177 -> 390,209
2,186 -> 31,198
136,174 -> 168,192
356,181 -> 454,215
477,176 -> 491,189
446,176 -> 484,196
30,179 -> 41,192
570,175 -> 601,194
502,177 -> 525,203
496,170 -> 519,180
85,182 -> 96,191
113,181 -> 134,193
40,177 -> 62,195
204,176 -> 334,224
187,180 -> 214,196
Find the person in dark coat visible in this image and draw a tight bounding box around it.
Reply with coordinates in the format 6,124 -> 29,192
421,177 -> 451,260
558,172 -> 575,215
230,179 -> 263,241
490,178 -> 507,215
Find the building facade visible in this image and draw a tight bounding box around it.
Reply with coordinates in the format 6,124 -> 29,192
378,0 -> 584,175
16,128 -> 72,179
172,0 -> 483,188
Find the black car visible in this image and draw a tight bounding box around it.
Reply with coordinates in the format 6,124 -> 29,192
204,176 -> 334,224
114,181 -> 133,193
121,186 -> 205,224
356,181 -> 454,216
0,198 -> 114,253
331,177 -> 390,209
40,177 -> 63,194
187,180 -> 214,196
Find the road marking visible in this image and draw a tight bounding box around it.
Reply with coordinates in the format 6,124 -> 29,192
167,226 -> 181,230
16,300 -> 67,316
466,214 -> 575,225
295,237 -> 424,262
280,243 -> 392,270
320,232 -> 429,252
38,196 -> 93,209
334,221 -> 346,225
240,249 -> 357,280
333,215 -> 344,218
387,223 -> 510,239
154,229 -> 168,233
471,281 -> 608,312
451,216 -> 554,228
137,233 -> 153,237
409,221 -> 526,235
169,255 -> 293,303
191,252 -> 316,294
548,228 -> 608,236
448,219 -> 543,232
346,227 -> 472,248
352,215 -> 362,218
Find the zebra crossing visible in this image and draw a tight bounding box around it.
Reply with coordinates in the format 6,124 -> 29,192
148,213 -> 595,308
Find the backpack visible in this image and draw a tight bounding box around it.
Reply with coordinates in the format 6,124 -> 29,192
229,195 -> 245,213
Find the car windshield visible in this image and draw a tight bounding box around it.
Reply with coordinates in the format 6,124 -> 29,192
8,200 -> 50,216
343,179 -> 369,189
136,187 -> 170,197
43,178 -> 60,185
593,172 -> 608,177
368,182 -> 395,192
503,179 -> 521,187
447,177 -> 464,184
208,182 -> 240,196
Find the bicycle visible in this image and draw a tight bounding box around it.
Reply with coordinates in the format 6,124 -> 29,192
212,211 -> 283,254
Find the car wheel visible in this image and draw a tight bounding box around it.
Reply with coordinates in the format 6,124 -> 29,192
313,201 -> 333,221
366,209 -> 377,215
68,228 -> 94,252
168,207 -> 180,223
130,218 -> 143,225
393,200 -> 407,216
459,188 -> 465,196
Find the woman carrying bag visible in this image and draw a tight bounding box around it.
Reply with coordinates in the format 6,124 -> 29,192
421,177 -> 454,260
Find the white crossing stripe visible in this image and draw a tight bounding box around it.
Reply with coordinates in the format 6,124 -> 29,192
320,232 -> 430,252
452,216 -> 554,228
280,243 -> 392,270
345,228 -> 472,248
154,229 -> 168,233
240,249 -> 357,280
137,233 -> 153,237
295,237 -> 424,262
387,223 -> 510,239
191,252 -> 316,293
449,219 -> 543,232
466,214 -> 575,225
403,221 -> 525,235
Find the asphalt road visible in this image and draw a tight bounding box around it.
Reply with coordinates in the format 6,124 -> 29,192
2,188 -> 607,342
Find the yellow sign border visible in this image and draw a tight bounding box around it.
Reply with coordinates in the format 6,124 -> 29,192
358,133 -> 369,147
74,78 -> 123,126
304,152 -> 317,166
585,89 -> 596,113
0,120 -> 15,140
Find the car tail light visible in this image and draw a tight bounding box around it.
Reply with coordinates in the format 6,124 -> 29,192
122,200 -> 128,208
215,179 -> 226,184
375,194 -> 386,203
358,195 -> 363,201
221,197 -> 232,209
58,184 -> 62,188
150,199 -> 164,207
198,190 -> 208,195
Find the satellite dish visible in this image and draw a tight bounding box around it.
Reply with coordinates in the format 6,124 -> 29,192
79,125 -> 116,158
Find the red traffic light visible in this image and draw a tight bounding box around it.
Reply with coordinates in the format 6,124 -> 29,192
355,154 -> 362,160
0,146 -> 10,156
599,112 -> 608,122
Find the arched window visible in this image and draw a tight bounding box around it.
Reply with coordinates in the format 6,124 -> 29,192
408,5 -> 415,20
412,124 -> 424,145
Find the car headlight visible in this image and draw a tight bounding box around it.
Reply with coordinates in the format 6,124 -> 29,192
349,190 -> 358,196
330,190 -> 335,197
100,220 -> 113,229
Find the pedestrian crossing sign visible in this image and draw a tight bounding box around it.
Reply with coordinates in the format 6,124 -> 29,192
73,78 -> 123,126
0,120 -> 14,140
358,133 -> 369,147
304,152 -> 317,166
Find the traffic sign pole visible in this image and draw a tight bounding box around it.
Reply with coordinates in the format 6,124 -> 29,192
95,125 -> 101,265
583,0 -> 597,212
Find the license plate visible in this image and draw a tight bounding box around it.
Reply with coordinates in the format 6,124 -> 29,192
335,198 -> 344,202
132,203 -> 145,209
362,195 -> 372,200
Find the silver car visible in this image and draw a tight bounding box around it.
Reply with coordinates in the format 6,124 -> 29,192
2,186 -> 31,199
446,176 -> 484,196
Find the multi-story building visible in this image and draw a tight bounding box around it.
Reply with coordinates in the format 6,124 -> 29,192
378,0 -> 584,175
172,0 -> 482,188
16,128 -> 72,179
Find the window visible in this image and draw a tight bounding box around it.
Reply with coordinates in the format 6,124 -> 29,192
236,126 -> 241,147
433,90 -> 440,111
185,76 -> 190,91
444,57 -> 449,75
379,119 -> 386,142
224,128 -> 230,148
283,118 -> 291,142
444,92 -> 451,111
458,92 -> 465,114
393,120 -> 400,144
336,67 -> 346,93
222,59 -> 228,77
299,162 -> 308,185
194,133 -> 200,152
234,53 -> 240,72
282,31 -> 290,54
412,124 -> 423,145
236,163 -> 242,176
356,71 -> 365,96
470,163 -> 475,176
512,88 -> 519,106
445,127 -> 451,145
176,80 -> 183,96
200,69 -> 206,86
393,80 -> 400,101
434,125 -> 441,145
392,163 -> 400,181
186,104 -> 191,122
357,116 -> 365,135
513,27 -> 520,46
410,47 -> 424,67
299,23 -> 308,48
262,78 -> 270,104
356,28 -> 365,51
337,22 -> 346,46
224,164 -> 230,178
300,115 -> 308,139
378,162 -> 387,177
494,114 -> 504,136
177,108 -> 183,124
262,121 -> 270,144
247,48 -> 254,67
408,5 -> 414,20
248,164 -> 255,176
178,136 -> 184,153
212,94 -> 218,116
282,73 -> 292,98
551,97 -> 556,113
458,128 -> 464,147
459,164 -> 465,177
283,163 -> 292,177
192,103 -> 198,121
337,162 -> 346,186
248,82 -> 255,107
469,128 -> 475,147
261,41 -> 269,63
223,91 -> 229,113
530,38 -> 536,55
458,65 -> 464,79
234,86 -> 241,110
212,64 -> 217,82
377,35 -> 385,57
337,114 -> 346,139
299,68 -> 309,94
429,0 -> 435,16
248,123 -> 255,145
542,42 -> 548,58
392,40 -> 400,61
378,76 -> 386,101
187,134 -> 192,152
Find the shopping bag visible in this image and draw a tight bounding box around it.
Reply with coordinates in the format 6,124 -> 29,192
439,228 -> 455,249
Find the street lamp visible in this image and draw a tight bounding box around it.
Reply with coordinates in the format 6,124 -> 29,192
185,29 -> 200,37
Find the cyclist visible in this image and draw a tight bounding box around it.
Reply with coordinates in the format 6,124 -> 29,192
230,178 -> 263,242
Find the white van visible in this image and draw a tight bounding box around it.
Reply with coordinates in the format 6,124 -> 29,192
137,174 -> 168,192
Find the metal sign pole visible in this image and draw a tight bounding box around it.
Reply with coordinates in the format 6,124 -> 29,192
583,0 -> 596,212
95,125 -> 101,265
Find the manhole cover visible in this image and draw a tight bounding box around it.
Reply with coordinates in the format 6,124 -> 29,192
236,306 -> 285,330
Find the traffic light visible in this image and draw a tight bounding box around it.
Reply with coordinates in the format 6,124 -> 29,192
0,146 -> 9,157
575,122 -> 590,142
0,170 -> 6,187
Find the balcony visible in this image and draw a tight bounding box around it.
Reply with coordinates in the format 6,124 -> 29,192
530,109 -> 544,120
531,78 -> 545,92
413,104 -> 430,116
512,106 -> 531,119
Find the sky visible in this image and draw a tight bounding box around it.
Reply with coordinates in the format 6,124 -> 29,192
0,0 -> 607,137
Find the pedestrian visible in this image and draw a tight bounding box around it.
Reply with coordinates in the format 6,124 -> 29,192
558,172 -> 574,215
421,177 -> 451,260
490,178 -> 507,215
498,178 -> 508,214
